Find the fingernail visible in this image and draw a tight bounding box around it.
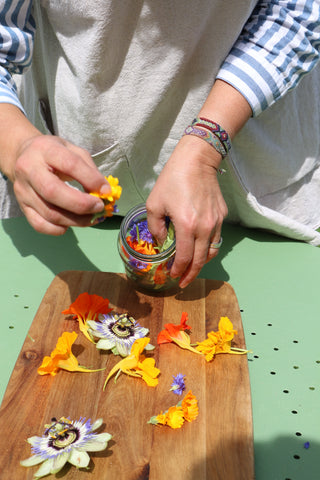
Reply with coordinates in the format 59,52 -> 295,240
100,183 -> 111,195
93,202 -> 105,213
179,280 -> 188,289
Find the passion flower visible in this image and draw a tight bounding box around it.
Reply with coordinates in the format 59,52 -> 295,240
87,313 -> 153,357
20,416 -> 112,478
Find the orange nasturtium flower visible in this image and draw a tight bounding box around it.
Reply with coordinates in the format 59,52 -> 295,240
126,236 -> 157,256
148,391 -> 199,429
157,312 -> 203,356
103,337 -> 160,391
38,331 -> 104,376
196,316 -> 250,361
62,293 -> 113,343
90,175 -> 122,220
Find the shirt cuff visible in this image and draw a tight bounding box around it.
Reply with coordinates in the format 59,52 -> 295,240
0,69 -> 26,115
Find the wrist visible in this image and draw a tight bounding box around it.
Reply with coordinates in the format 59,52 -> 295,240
179,133 -> 223,171
0,104 -> 42,181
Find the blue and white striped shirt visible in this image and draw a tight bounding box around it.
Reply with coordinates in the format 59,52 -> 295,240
0,0 -> 320,117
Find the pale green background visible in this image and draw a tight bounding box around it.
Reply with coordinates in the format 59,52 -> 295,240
1,216 -> 319,480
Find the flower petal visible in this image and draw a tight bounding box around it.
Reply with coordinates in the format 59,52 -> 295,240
96,338 -> 117,350
33,458 -> 54,479
68,449 -> 90,468
79,433 -> 112,452
20,455 -> 44,467
27,435 -> 41,446
51,451 -> 70,474
91,418 -> 103,431
116,340 -> 130,357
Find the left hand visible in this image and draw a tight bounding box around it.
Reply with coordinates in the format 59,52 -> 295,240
146,134 -> 228,288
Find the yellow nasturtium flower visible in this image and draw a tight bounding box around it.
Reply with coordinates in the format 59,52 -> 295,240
37,331 -> 103,376
103,337 -> 160,390
196,316 -> 250,361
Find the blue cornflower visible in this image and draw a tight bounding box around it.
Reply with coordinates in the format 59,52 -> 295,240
129,220 -> 153,243
169,373 -> 186,395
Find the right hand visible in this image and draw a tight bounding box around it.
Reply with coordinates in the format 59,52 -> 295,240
12,134 -> 111,235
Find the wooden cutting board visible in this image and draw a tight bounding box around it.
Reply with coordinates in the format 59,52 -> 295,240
0,271 -> 254,479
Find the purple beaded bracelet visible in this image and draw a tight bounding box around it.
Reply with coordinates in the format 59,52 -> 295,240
191,116 -> 232,153
183,125 -> 227,157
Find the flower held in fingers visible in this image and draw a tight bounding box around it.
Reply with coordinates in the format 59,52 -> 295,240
90,175 -> 122,221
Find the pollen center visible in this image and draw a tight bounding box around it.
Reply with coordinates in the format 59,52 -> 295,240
110,314 -> 135,338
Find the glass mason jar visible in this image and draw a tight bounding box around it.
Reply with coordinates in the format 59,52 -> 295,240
117,203 -> 178,292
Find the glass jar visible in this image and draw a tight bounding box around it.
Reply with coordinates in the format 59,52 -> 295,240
118,203 -> 178,292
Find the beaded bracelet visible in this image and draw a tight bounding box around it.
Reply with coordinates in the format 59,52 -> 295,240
183,125 -> 227,157
191,116 -> 232,153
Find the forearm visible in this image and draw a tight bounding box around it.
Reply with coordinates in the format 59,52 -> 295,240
198,79 -> 252,141
179,79 -> 253,173
0,103 -> 42,180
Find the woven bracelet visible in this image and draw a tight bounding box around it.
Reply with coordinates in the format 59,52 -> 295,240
191,116 -> 231,153
183,125 -> 227,157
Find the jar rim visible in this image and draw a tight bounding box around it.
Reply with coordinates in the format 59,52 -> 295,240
119,203 -> 176,262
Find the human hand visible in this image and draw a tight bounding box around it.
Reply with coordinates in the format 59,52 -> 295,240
146,134 -> 228,288
12,135 -> 111,235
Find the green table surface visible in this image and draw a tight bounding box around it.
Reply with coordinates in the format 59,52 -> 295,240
1,216 -> 319,480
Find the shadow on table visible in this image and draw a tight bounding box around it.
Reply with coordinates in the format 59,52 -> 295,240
199,221 -> 291,283
2,215 -> 289,282
190,434 -> 318,480
1,216 -> 121,275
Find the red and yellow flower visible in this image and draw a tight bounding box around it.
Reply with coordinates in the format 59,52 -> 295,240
157,312 -> 203,355
62,293 -> 113,343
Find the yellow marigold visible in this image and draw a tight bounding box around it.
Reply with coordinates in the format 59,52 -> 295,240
181,390 -> 199,422
165,406 -> 185,429
148,390 -> 199,429
155,412 -> 167,425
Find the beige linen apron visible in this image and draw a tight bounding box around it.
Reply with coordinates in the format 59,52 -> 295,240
6,0 -> 320,245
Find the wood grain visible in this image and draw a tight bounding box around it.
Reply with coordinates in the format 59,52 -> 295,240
0,271 -> 254,479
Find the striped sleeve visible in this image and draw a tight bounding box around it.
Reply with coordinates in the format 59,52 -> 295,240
217,0 -> 320,116
0,0 -> 35,111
